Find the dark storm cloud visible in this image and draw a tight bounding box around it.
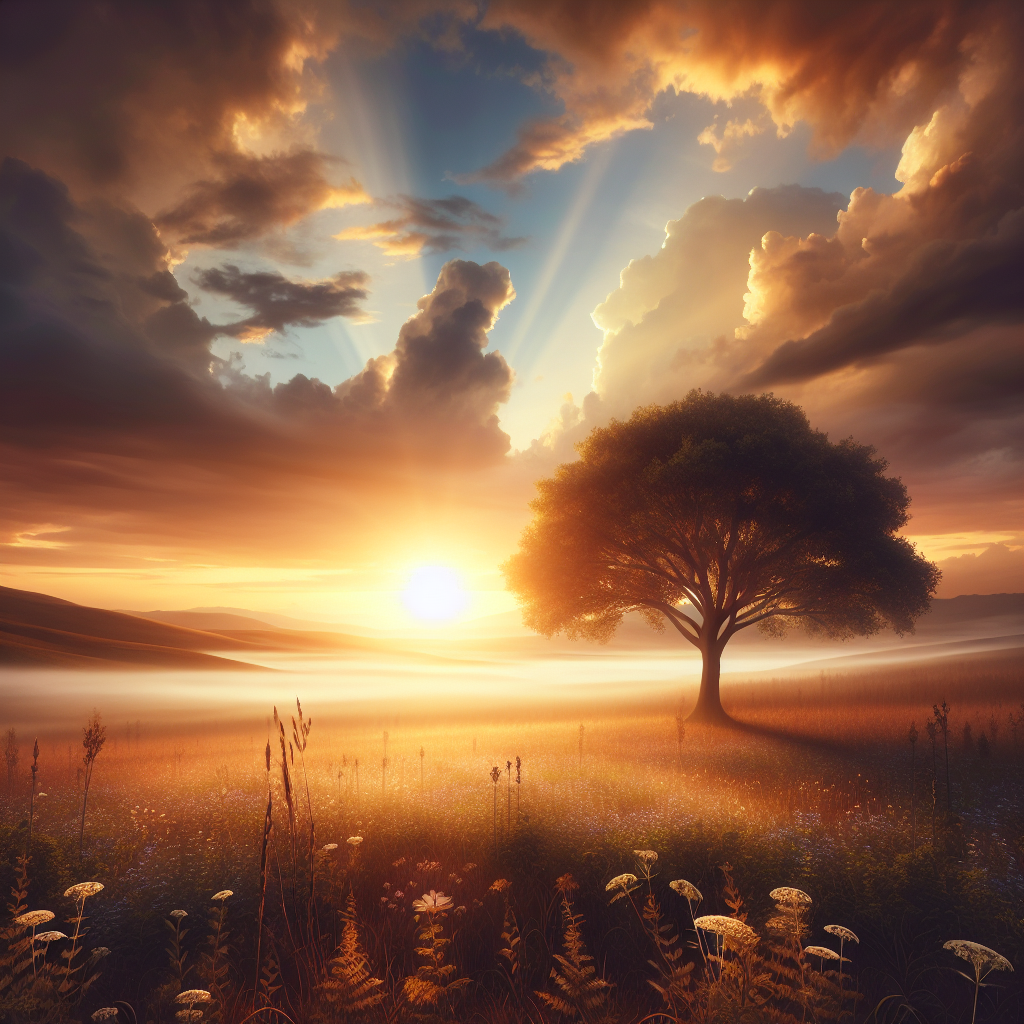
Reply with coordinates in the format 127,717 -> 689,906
470,0 -> 1005,182
743,211 -> 1024,387
196,264 -> 369,340
0,0 -> 372,243
0,158 -> 518,556
155,150 -> 368,247
337,195 -> 526,257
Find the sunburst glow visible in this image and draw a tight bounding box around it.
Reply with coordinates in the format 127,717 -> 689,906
402,565 -> 468,621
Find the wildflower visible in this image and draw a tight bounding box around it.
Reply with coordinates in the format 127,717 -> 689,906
322,843 -> 338,851
943,940 -> 1013,974
411,890 -> 453,914
64,882 -> 104,899
176,990 -> 212,1004
693,915 -> 758,946
769,887 -> 813,905
489,878 -> 511,894
15,910 -> 55,927
669,879 -> 703,904
633,849 -> 658,867
554,873 -> 578,894
36,931 -> 67,942
211,890 -> 233,901
462,862 -> 477,872
92,1009 -> 120,1021
170,910 -> 188,919
605,873 -> 638,891
347,836 -> 363,846
805,945 -> 842,961
606,873 -> 639,904
824,924 -> 859,943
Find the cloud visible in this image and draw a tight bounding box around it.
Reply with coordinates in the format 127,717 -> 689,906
590,184 -> 846,412
742,210 -> 1024,387
335,195 -> 526,258
471,0 -> 1009,182
155,150 -> 369,247
196,264 -> 370,342
556,21 -> 1022,559
0,0 -> 377,244
0,158 -> 517,561
935,543 -> 1024,597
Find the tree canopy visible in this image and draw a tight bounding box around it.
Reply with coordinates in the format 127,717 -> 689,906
503,391 -> 940,722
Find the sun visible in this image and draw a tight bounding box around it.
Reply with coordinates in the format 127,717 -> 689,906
402,565 -> 468,622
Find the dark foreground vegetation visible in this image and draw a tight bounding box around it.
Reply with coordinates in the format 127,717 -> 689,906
1,653 -> 1022,1023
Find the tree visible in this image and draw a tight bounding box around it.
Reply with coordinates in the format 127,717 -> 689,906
503,392 -> 939,723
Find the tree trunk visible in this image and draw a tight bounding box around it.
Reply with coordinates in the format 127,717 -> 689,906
687,638 -> 732,724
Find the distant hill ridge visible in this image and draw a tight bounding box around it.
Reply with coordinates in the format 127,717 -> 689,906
1,584 -> 1021,670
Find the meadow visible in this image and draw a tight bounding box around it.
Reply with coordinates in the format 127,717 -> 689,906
1,651 -> 1022,1024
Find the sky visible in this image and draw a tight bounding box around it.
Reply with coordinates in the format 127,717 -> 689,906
0,0 -> 1021,628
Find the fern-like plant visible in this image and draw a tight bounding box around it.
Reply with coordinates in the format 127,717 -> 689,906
489,880 -> 523,1002
0,856 -> 35,1004
320,894 -> 384,1018
536,874 -> 611,1022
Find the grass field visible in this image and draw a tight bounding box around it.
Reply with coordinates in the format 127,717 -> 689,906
1,650 -> 1022,1023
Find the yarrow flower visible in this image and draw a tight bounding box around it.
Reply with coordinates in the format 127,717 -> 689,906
633,850 -> 658,867
824,924 -> 859,943
347,836 -> 363,846
211,890 -> 233,901
805,945 -> 842,961
64,882 -> 104,900
170,910 -> 188,919
605,873 -> 638,891
669,879 -> 703,904
36,931 -> 67,943
16,910 -> 55,928
943,940 -> 1013,975
770,887 -> 812,905
411,890 -> 453,914
92,1009 -> 120,1021
175,990 -> 212,1005
693,915 -> 758,946
322,843 -> 338,851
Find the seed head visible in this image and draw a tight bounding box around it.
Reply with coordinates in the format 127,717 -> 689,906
347,836 -> 363,846
92,1009 -> 120,1022
489,879 -> 511,894
16,910 -> 55,927
805,945 -> 841,960
693,915 -> 758,945
823,924 -> 859,943
170,910 -> 188,919
669,879 -> 703,904
770,886 -> 812,905
36,931 -> 68,942
554,873 -> 578,895
633,850 -> 658,866
211,890 -> 233,901
322,843 -> 338,851
606,873 -> 638,891
943,940 -> 1013,973
176,990 -> 212,1004
64,882 -> 104,900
